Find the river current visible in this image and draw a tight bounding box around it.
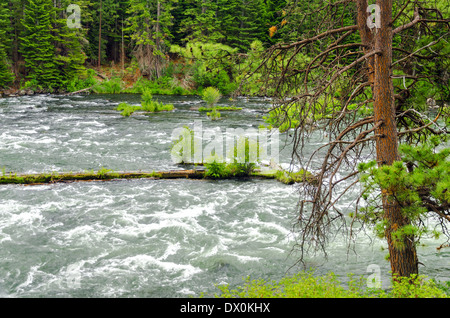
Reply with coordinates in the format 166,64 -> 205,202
0,94 -> 448,297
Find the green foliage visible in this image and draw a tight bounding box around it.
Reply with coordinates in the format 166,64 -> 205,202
170,42 -> 238,95
198,106 -> 242,112
0,49 -> 14,88
125,0 -> 175,79
18,0 -> 87,90
201,87 -> 222,120
116,91 -> 174,117
275,169 -> 315,184
211,271 -> 449,298
20,0 -> 61,89
116,102 -> 141,117
262,95 -> 345,132
207,107 -> 221,121
201,86 -> 222,107
0,1 -> 14,87
387,274 -> 449,298
227,161 -> 256,178
204,160 -> 230,179
213,271 -> 362,298
93,77 -> 124,94
358,135 -> 450,246
225,136 -> 258,177
126,76 -> 194,95
178,0 -> 280,52
64,69 -> 97,92
140,89 -> 174,112
202,137 -> 259,179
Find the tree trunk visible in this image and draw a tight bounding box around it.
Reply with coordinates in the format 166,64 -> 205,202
155,0 -> 161,79
373,0 -> 418,277
121,18 -> 125,75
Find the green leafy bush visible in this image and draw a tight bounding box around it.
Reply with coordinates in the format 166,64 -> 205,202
127,76 -> 194,95
211,271 -> 449,298
204,160 -> 230,179
64,69 -> 97,92
170,42 -> 238,95
93,77 -> 124,94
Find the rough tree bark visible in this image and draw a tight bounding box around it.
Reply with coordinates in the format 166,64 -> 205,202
372,0 -> 418,277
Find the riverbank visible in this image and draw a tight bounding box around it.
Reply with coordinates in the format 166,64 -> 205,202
0,57 -> 270,98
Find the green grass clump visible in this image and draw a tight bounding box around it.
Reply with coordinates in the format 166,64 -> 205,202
116,90 -> 174,117
275,169 -> 316,184
204,160 -> 256,180
207,107 -> 221,120
116,102 -> 141,117
141,89 -> 174,112
198,106 -> 242,112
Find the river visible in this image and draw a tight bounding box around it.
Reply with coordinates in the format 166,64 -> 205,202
0,94 -> 448,297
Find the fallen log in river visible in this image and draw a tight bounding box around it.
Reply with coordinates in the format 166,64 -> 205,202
0,168 -> 316,186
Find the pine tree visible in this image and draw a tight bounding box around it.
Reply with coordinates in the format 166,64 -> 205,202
180,0 -> 223,44
0,1 -> 14,88
20,0 -> 61,90
53,7 -> 87,86
126,0 -> 175,79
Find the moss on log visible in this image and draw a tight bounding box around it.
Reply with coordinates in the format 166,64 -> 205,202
0,168 -> 316,185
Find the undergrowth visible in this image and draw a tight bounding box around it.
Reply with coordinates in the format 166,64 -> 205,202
208,271 -> 449,298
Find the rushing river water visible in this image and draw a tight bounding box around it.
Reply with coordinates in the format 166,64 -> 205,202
0,94 -> 448,297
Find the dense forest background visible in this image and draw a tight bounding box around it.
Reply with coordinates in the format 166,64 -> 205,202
0,0 -> 292,95
0,0 -> 448,104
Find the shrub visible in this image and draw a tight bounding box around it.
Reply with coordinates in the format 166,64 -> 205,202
116,102 -> 140,117
141,89 -> 174,112
211,271 -> 449,298
275,169 -> 315,184
387,274 -> 449,298
204,160 -> 230,179
93,77 -> 124,94
201,86 -> 222,108
65,69 -> 97,92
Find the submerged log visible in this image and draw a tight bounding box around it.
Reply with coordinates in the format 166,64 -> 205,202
65,86 -> 94,96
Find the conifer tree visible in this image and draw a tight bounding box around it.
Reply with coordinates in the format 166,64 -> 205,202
126,0 -> 175,79
0,50 -> 14,89
180,0 -> 222,44
0,1 -> 14,88
20,0 -> 61,89
0,3 -> 14,89
54,8 -> 87,85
